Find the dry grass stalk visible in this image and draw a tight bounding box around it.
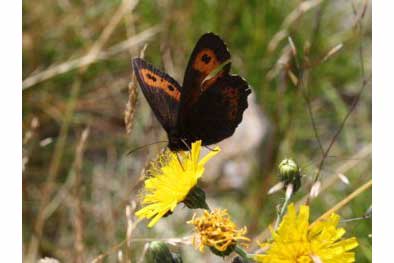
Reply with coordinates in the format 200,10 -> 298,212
266,46 -> 292,81
26,78 -> 82,263
119,202 -> 137,261
22,0 -> 140,90
310,179 -> 372,228
268,0 -> 323,52
22,25 -> 160,90
91,218 -> 143,262
72,128 -> 90,263
23,117 -> 39,145
23,117 -> 40,172
25,1 -> 139,261
321,43 -> 344,63
125,203 -> 137,248
80,0 -> 139,70
352,0 -> 369,28
124,44 -> 147,135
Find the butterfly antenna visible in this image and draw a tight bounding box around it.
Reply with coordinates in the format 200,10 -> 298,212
180,138 -> 191,151
127,141 -> 168,156
204,145 -> 220,152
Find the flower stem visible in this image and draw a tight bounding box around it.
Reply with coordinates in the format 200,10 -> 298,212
274,187 -> 293,230
234,245 -> 252,262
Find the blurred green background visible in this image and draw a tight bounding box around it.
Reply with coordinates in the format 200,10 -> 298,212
23,0 -> 371,262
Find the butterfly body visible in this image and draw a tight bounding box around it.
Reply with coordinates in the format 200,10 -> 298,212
132,33 -> 251,151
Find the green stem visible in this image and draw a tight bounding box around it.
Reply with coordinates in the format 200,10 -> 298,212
234,245 -> 253,262
274,191 -> 292,230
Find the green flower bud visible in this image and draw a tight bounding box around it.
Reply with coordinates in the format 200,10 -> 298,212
171,252 -> 183,263
183,186 -> 209,210
278,158 -> 301,192
232,256 -> 248,263
145,241 -> 181,263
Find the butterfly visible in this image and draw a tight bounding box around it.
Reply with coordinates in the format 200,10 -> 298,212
132,33 -> 251,151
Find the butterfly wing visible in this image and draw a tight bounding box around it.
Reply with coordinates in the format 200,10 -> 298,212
132,58 -> 181,133
180,32 -> 231,110
180,74 -> 251,146
177,33 -> 251,148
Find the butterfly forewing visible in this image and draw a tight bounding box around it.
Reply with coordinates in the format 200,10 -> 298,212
180,33 -> 231,109
132,58 -> 181,133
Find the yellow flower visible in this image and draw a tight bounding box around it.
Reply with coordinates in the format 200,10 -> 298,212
188,209 -> 250,255
255,203 -> 358,263
135,140 -> 220,227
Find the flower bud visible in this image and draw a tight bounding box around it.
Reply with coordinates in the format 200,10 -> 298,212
278,158 -> 301,192
232,256 -> 248,263
145,241 -> 181,263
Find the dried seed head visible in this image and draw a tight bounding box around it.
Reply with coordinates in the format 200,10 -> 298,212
188,209 -> 250,257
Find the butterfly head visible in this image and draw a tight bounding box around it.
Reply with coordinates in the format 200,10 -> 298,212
167,132 -> 190,152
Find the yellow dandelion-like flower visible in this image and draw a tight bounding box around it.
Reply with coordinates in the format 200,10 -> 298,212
255,203 -> 359,263
188,209 -> 250,256
135,140 -> 220,227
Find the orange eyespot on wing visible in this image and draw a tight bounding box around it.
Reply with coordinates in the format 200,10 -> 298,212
192,49 -> 220,75
139,68 -> 180,101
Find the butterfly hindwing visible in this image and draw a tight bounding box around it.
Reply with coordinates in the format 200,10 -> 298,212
132,58 -> 181,132
180,74 -> 251,146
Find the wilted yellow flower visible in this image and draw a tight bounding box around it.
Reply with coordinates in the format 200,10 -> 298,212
135,140 -> 220,227
255,203 -> 358,263
188,209 -> 250,255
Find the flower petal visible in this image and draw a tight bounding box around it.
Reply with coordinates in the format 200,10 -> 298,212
255,203 -> 358,263
199,146 -> 221,166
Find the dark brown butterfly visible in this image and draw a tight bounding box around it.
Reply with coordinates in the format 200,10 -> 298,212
132,33 -> 251,151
